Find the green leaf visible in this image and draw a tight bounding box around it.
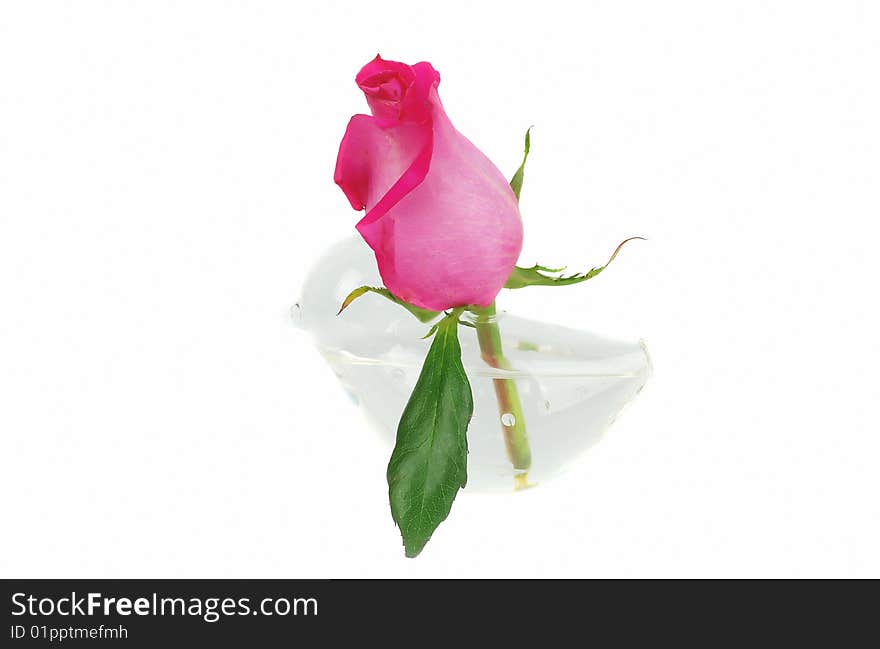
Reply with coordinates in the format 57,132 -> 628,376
509,127 -> 532,201
387,313 -> 473,557
337,286 -> 440,323
504,237 -> 645,289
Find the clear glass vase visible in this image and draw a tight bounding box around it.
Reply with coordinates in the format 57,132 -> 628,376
293,237 -> 651,492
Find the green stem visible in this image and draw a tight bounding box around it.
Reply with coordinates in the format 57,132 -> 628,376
472,302 -> 532,470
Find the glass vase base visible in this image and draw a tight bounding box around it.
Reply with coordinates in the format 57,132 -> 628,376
294,238 -> 651,493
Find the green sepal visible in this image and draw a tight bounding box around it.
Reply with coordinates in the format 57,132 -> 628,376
504,237 -> 645,289
337,286 -> 440,323
421,322 -> 440,339
387,312 -> 473,558
509,127 -> 532,201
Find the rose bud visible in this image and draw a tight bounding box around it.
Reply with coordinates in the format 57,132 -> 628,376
334,55 -> 523,312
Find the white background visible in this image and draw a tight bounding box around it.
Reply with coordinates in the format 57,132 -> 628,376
2,1 -> 878,578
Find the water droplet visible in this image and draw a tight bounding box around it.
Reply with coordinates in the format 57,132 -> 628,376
290,303 -> 304,328
500,412 -> 516,427
390,368 -> 405,381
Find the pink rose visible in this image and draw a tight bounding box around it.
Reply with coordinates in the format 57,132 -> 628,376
334,55 -> 523,312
